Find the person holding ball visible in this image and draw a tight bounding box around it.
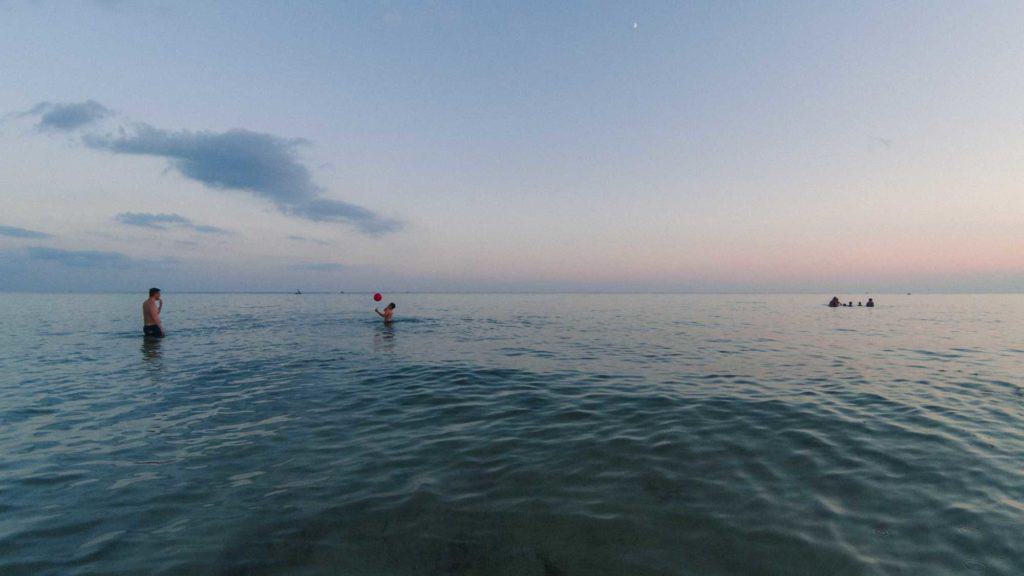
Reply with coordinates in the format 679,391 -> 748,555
375,302 -> 396,324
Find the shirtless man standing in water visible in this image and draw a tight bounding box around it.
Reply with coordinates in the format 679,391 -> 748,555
374,302 -> 396,324
143,287 -> 164,337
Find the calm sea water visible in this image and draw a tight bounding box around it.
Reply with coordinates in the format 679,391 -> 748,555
0,293 -> 1021,575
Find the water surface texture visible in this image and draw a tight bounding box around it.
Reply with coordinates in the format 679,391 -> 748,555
1,293 -> 1022,575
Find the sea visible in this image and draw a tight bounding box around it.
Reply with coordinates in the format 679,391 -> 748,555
0,293 -> 1021,575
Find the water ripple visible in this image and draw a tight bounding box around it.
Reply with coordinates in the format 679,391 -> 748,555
0,293 -> 1021,575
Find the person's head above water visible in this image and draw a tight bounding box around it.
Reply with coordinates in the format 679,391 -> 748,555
149,287 -> 161,298
387,303 -> 396,310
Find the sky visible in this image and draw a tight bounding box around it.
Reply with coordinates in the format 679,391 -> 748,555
1,1 -> 1022,293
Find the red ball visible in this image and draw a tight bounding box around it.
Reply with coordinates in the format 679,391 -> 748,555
373,293 -> 382,302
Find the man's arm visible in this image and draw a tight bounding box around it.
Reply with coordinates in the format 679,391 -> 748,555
374,308 -> 385,318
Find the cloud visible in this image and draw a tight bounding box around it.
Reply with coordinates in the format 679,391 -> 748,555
26,246 -> 136,268
191,225 -> 227,234
116,212 -> 190,229
115,212 -> 229,234
289,198 -> 400,235
0,247 -> 178,291
26,100 -> 112,132
85,123 -> 401,235
287,235 -> 331,246
0,224 -> 51,239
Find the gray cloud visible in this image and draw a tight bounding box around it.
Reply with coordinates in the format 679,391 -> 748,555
287,235 -> 331,246
116,212 -> 190,228
27,100 -> 112,132
288,198 -> 400,235
85,123 -> 401,235
115,212 -> 228,234
27,246 -> 136,268
0,247 -> 177,290
191,225 -> 227,234
0,224 -> 52,239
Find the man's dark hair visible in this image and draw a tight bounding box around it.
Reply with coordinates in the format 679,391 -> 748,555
149,287 -> 161,297
388,302 -> 396,309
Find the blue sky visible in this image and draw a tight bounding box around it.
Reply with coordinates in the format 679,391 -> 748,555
1,1 -> 1022,292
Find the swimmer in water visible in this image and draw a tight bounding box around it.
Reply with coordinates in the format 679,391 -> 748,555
143,287 -> 164,337
375,302 -> 396,324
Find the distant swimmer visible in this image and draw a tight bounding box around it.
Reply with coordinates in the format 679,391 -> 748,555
858,301 -> 863,306
829,296 -> 841,307
375,302 -> 396,324
143,287 -> 164,338
866,298 -> 875,308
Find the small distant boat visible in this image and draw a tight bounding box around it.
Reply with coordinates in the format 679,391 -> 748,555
294,289 -> 302,295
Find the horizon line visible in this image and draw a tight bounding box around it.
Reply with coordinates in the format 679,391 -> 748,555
0,290 -> 1021,296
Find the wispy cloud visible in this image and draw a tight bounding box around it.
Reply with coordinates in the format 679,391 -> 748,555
26,246 -> 136,268
287,235 -> 331,246
116,212 -> 190,229
0,246 -> 178,291
85,122 -> 402,235
25,100 -> 112,132
192,225 -> 226,234
0,224 -> 52,239
115,212 -> 229,234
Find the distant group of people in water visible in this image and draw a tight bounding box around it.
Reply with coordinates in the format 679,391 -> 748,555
829,296 -> 874,308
